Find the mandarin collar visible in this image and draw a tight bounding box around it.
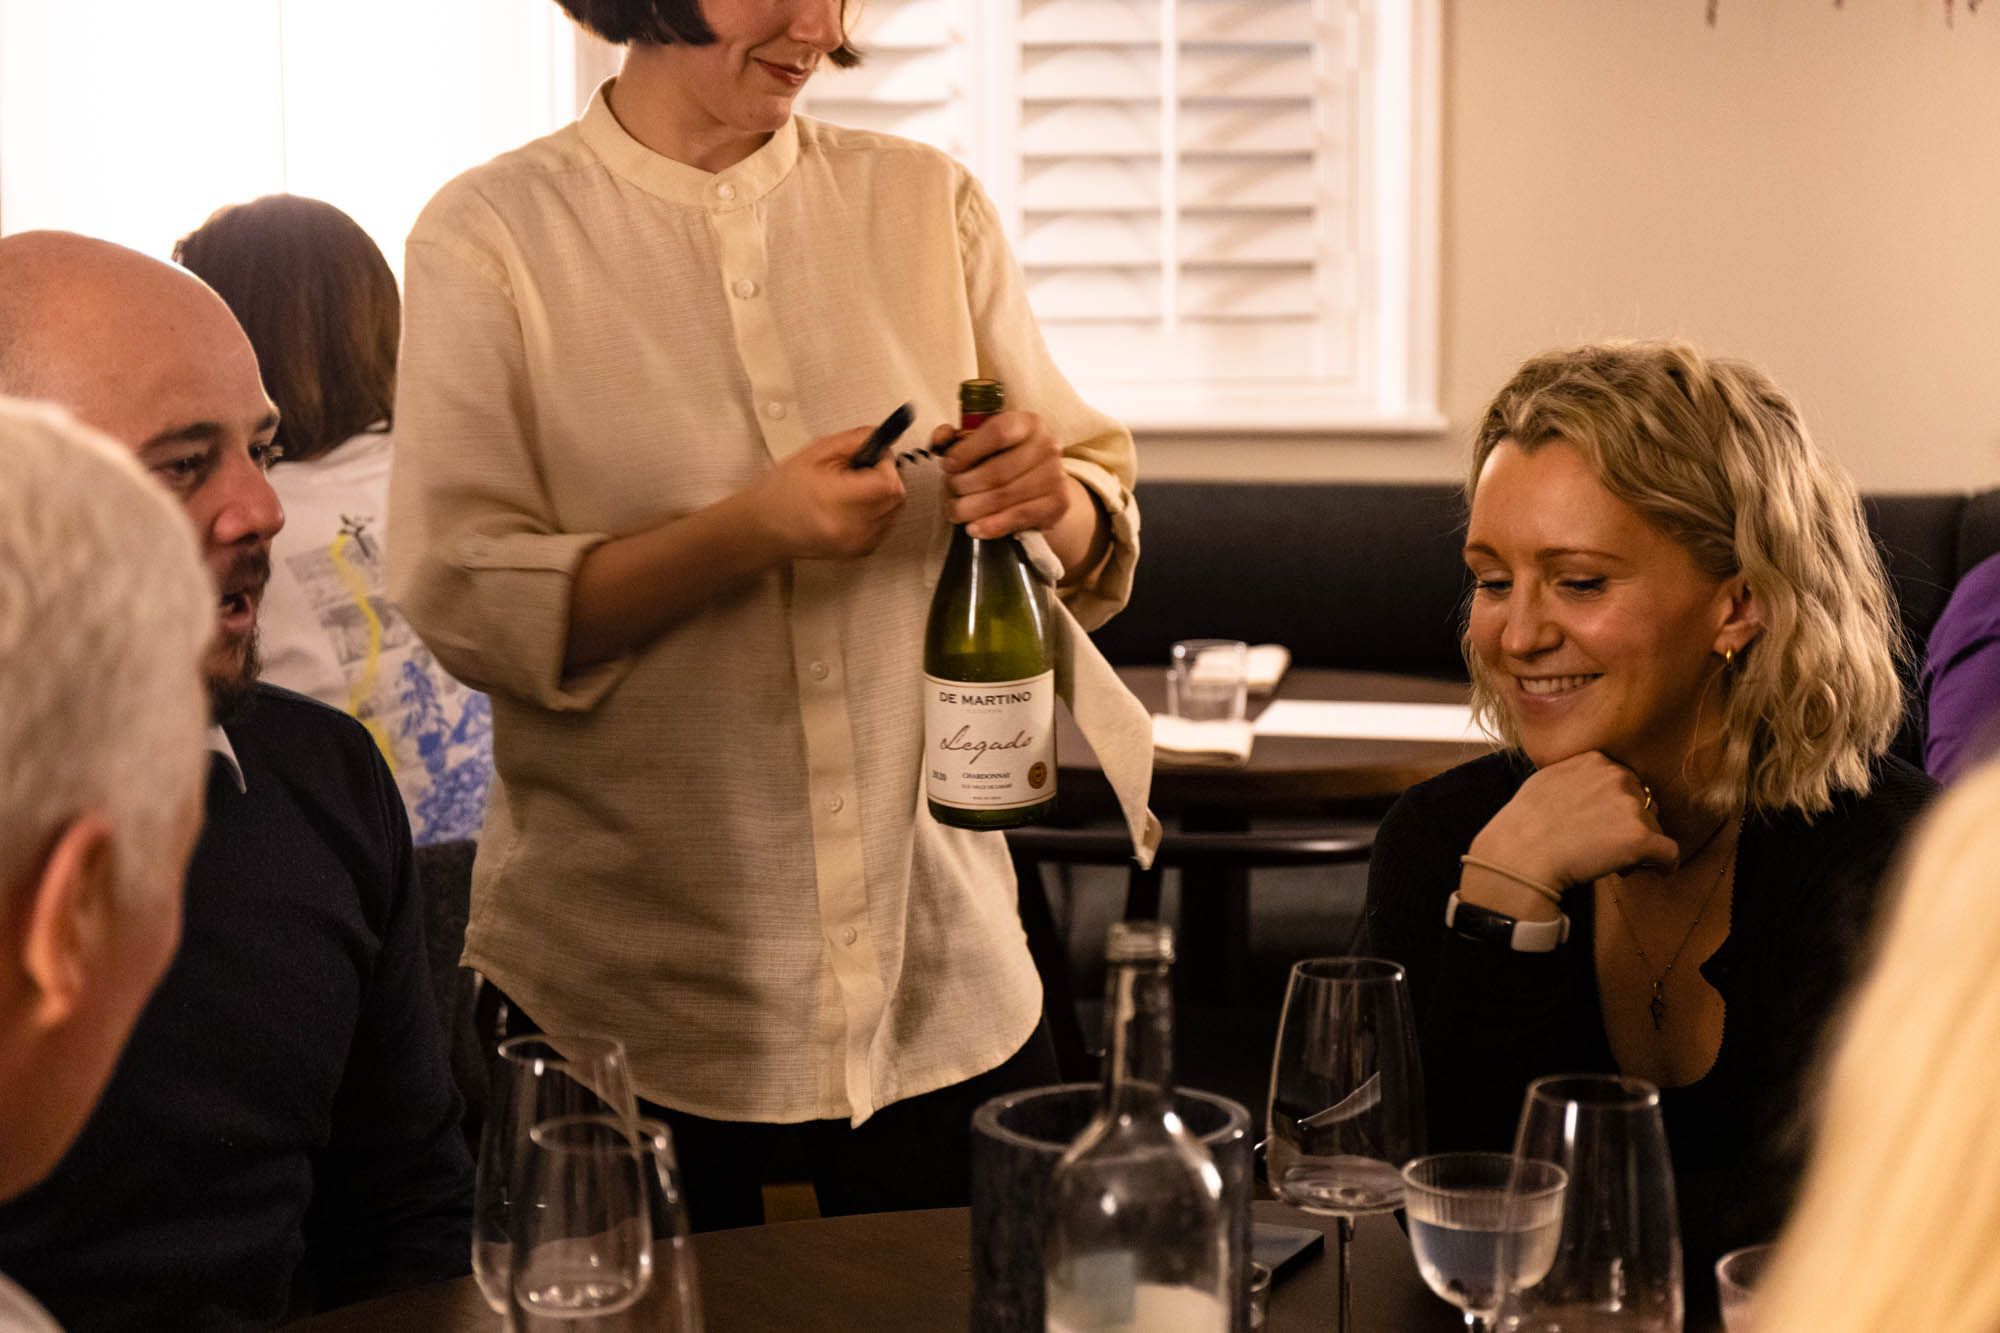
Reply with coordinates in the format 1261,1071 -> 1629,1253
577,78 -> 800,211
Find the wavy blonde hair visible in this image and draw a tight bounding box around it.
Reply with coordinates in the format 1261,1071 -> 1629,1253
1753,758 -> 2000,1332
1466,341 -> 1901,817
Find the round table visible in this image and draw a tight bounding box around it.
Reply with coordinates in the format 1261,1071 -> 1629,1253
1059,667 -> 1490,818
286,1202 -> 1460,1331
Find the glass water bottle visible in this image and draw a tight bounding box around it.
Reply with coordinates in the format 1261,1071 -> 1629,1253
1044,921 -> 1229,1332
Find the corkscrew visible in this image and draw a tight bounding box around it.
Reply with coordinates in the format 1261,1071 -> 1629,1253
846,401 -> 914,470
892,436 -> 962,470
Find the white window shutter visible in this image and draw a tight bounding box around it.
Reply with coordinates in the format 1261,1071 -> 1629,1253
804,0 -> 1440,432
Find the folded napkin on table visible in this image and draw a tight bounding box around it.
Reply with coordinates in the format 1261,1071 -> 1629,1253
1151,715 -> 1255,767
1245,643 -> 1291,695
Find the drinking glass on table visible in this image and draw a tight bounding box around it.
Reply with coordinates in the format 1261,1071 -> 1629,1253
474,1034 -> 638,1316
509,1113 -> 653,1324
1497,1074 -> 1683,1332
1402,1152 -> 1566,1331
1714,1243 -> 1774,1332
1265,956 -> 1426,1332
1168,639 -> 1249,722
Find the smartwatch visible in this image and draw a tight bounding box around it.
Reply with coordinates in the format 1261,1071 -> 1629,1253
1445,891 -> 1569,954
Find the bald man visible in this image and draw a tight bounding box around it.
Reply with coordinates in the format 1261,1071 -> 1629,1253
0,233 -> 472,1329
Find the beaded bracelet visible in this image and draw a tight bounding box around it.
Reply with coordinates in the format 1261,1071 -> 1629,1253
1457,854 -> 1565,907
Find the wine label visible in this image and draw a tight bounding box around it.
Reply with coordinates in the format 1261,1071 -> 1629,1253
923,670 -> 1056,811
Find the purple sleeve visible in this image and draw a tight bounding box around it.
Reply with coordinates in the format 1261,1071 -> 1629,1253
1923,553 -> 2000,783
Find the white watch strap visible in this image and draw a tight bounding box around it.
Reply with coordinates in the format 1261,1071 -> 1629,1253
1446,890 -> 1570,953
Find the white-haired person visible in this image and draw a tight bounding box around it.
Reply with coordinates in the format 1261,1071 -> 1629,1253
1753,755 -> 2000,1333
0,399 -> 213,1331
1363,340 -> 1937,1317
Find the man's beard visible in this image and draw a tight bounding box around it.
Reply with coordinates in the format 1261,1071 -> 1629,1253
208,548 -> 270,724
208,631 -> 262,724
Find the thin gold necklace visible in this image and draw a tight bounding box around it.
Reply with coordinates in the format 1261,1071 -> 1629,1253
1607,812 -> 1744,1032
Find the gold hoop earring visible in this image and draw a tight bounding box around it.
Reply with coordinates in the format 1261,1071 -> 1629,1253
1723,647 -> 1736,669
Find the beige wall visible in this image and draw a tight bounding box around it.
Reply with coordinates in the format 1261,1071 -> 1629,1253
1140,0 -> 2000,493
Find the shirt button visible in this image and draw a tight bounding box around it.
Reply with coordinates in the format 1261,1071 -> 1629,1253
764,401 -> 788,420
732,278 -> 759,299
841,926 -> 859,947
809,660 -> 830,681
827,794 -> 845,813
715,181 -> 737,201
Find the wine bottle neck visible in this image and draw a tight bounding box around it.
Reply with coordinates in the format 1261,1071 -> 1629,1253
1101,958 -> 1175,1114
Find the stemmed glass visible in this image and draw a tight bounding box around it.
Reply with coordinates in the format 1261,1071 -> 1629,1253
1497,1074 -> 1683,1331
1714,1243 -> 1774,1333
1402,1152 -> 1567,1331
474,1034 -> 638,1318
1265,956 -> 1426,1331
625,1117 -> 704,1332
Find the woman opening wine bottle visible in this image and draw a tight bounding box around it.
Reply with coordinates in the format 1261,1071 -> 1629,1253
388,0 -> 1139,1233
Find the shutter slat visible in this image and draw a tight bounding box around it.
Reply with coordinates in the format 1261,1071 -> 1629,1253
1177,0 -> 1314,44
1020,46 -> 1161,101
1179,156 -> 1316,210
1019,0 -> 1157,44
1021,158 -> 1161,211
1178,103 -> 1314,155
1020,103 -> 1160,156
1020,212 -> 1161,266
1177,47 -> 1313,100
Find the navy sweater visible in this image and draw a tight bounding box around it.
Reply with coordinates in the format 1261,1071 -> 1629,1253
0,686 -> 473,1329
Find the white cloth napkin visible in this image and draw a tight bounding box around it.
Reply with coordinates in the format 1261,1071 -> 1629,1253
1024,531 -> 1163,870
1150,715 -> 1255,767
1245,643 -> 1291,696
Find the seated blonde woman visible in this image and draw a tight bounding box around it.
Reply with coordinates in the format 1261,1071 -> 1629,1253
1364,341 -> 1936,1312
1750,755 -> 2000,1332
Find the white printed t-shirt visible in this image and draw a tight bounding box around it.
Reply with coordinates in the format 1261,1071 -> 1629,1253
260,429 -> 493,845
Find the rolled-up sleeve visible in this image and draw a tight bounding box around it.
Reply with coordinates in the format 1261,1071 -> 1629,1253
956,177 -> 1140,632
388,210 -> 627,712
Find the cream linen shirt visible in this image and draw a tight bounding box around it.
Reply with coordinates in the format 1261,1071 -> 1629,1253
390,86 -> 1140,1124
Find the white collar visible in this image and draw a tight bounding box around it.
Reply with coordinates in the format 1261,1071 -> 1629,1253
0,1269 -> 61,1332
207,724 -> 247,794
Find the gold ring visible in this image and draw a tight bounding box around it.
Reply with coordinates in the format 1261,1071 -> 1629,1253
1641,785 -> 1654,812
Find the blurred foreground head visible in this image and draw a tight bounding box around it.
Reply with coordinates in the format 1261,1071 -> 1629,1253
0,397 -> 214,1200
1754,754 -> 2000,1333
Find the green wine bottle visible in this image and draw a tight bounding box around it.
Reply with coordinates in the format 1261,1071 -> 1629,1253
923,378 -> 1057,830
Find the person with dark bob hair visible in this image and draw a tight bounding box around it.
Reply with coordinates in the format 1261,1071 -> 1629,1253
390,0 -> 1141,1230
176,195 -> 493,848
1364,341 -> 1935,1318
554,0 -> 862,65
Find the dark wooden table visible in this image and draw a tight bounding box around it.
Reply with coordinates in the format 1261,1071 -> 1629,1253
1057,667 -> 1490,819
1045,667 -> 1491,1001
288,1202 -> 1459,1331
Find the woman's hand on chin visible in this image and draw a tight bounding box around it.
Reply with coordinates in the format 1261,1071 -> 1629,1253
1468,752 -> 1683,897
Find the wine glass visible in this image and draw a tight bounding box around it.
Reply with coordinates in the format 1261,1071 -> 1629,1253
474,1034 -> 637,1315
1497,1074 -> 1683,1331
625,1117 -> 704,1332
1265,956 -> 1426,1331
1402,1152 -> 1567,1331
509,1113 -> 653,1324
1714,1243 -> 1774,1332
